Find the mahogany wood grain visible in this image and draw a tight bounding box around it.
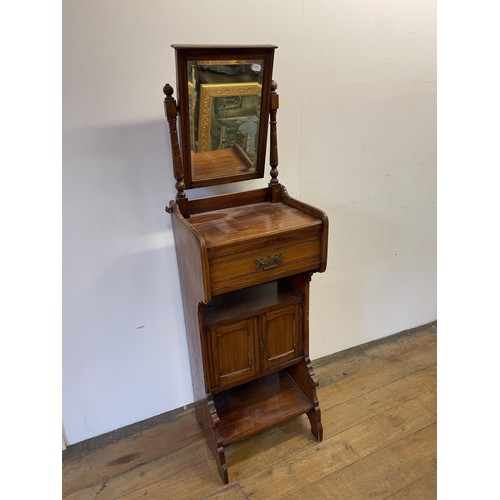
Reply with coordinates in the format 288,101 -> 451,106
209,236 -> 320,296
205,281 -> 305,393
164,46 -> 329,484
172,44 -> 278,50
205,281 -> 302,326
188,188 -> 270,215
188,201 -> 322,249
287,358 -> 323,441
170,202 -> 229,482
213,370 -> 313,447
173,45 -> 276,189
163,84 -> 185,201
170,202 -> 210,304
281,185 -> 329,273
283,273 -> 312,357
62,324 -> 436,498
206,394 -> 228,483
207,317 -> 260,390
269,80 -> 279,186
261,303 -> 301,371
169,195 -> 327,483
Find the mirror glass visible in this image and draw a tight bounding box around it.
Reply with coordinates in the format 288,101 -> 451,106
187,59 -> 265,183
173,45 -> 276,188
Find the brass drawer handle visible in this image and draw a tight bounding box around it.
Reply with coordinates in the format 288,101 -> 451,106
255,253 -> 282,270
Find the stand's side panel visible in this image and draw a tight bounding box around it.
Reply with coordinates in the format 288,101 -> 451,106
282,272 -> 312,358
287,358 -> 323,441
280,185 -> 329,273
282,272 -> 323,440
170,203 -> 228,483
170,204 -> 210,402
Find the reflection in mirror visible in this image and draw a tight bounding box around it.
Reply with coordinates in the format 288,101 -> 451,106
187,59 -> 264,182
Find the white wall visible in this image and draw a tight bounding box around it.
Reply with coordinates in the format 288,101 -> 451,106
63,0 -> 436,444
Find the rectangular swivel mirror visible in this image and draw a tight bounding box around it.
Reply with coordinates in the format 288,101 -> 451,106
173,45 -> 276,188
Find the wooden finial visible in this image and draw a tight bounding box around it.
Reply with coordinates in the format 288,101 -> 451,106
163,83 -> 174,98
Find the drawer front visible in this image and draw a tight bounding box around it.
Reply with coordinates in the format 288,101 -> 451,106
210,236 -> 321,295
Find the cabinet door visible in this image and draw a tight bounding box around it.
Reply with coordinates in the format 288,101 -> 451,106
261,304 -> 301,371
208,318 -> 259,390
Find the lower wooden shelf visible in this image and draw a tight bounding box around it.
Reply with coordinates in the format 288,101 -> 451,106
213,368 -> 314,446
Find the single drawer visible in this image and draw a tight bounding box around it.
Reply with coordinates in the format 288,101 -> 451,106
210,235 -> 321,295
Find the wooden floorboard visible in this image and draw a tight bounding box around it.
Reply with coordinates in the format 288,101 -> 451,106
63,322 -> 437,499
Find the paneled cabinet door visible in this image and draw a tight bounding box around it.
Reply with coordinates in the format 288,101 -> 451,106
261,304 -> 301,371
208,318 -> 259,390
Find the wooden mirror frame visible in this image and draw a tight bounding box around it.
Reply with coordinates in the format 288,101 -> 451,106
172,45 -> 277,189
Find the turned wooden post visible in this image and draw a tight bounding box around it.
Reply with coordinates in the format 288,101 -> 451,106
269,80 -> 279,184
269,80 -> 281,201
163,84 -> 186,201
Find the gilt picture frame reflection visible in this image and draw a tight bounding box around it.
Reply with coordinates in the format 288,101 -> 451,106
197,82 -> 262,170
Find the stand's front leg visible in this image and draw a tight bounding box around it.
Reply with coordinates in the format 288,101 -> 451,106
287,358 -> 323,441
198,395 -> 228,484
307,406 -> 323,441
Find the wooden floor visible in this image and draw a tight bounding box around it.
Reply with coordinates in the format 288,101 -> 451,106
63,323 -> 437,499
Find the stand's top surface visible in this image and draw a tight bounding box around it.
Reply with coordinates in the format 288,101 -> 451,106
187,202 -> 321,248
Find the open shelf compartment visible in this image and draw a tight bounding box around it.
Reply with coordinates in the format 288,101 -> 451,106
205,280 -> 302,326
213,368 -> 313,447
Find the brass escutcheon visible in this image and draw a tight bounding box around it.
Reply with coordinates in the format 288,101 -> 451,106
255,253 -> 282,270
